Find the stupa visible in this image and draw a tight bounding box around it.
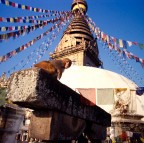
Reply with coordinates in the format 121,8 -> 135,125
50,0 -> 144,142
0,1 -> 111,143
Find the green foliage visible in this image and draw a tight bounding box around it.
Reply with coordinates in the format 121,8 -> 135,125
0,87 -> 7,106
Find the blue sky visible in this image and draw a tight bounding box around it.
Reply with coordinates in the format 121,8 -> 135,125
0,0 -> 144,87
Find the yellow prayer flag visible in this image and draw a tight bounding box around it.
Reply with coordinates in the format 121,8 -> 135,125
2,27 -> 6,31
34,8 -> 37,12
10,18 -> 14,22
5,1 -> 9,6
17,26 -> 21,30
106,35 -> 109,42
119,39 -> 123,47
22,5 -> 25,9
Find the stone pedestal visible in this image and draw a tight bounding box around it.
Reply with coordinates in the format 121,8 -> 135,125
7,68 -> 111,141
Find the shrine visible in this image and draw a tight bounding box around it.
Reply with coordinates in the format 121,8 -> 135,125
0,0 -> 144,142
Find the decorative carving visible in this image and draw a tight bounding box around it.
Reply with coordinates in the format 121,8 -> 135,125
55,35 -> 77,52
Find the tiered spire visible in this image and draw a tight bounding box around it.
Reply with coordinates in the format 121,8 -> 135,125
50,0 -> 101,67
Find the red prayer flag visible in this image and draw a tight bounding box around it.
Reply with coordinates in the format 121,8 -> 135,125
9,27 -> 13,31
27,6 -> 30,10
0,17 -> 2,22
11,2 -> 15,7
132,42 -> 138,45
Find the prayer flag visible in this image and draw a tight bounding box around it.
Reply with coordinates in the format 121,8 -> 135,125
119,39 -> 123,47
2,27 -> 6,31
5,0 -> 9,6
18,4 -> 21,8
127,41 -> 132,47
0,17 -> 2,22
22,5 -> 25,9
123,40 -> 127,48
10,18 -> 14,22
132,42 -> 138,45
106,35 -> 110,42
136,87 -> 144,96
11,2 -> 15,7
15,3 -> 18,8
139,43 -> 144,49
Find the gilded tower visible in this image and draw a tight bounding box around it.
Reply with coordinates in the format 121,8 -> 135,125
50,0 -> 101,67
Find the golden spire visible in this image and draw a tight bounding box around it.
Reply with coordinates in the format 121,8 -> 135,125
71,0 -> 88,14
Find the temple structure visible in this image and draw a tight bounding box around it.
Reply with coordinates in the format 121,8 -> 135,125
50,0 -> 102,67
50,0 -> 144,142
0,1 -> 111,142
1,0 -> 144,142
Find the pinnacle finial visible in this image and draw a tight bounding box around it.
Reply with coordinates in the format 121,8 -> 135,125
71,0 -> 88,14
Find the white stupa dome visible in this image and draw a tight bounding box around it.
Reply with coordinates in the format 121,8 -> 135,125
60,66 -> 144,116
60,65 -> 137,89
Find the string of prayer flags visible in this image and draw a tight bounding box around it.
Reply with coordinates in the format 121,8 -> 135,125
0,17 -> 50,24
101,32 -> 144,49
0,25 -> 28,32
0,11 -> 71,23
0,15 -> 70,63
0,0 -> 71,15
0,17 -> 62,41
86,16 -> 144,67
107,41 -> 144,67
0,14 -> 58,23
103,35 -> 143,66
0,24 -> 58,62
86,15 -> 144,50
3,15 -> 68,75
